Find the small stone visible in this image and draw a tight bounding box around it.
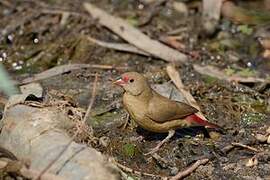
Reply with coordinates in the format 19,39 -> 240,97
99,136 -> 110,147
255,134 -> 268,143
170,167 -> 179,175
209,131 -> 221,140
173,2 -> 188,16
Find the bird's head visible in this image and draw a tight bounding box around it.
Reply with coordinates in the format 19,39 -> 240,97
113,72 -> 150,96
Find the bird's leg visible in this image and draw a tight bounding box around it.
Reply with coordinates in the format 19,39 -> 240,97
144,130 -> 175,155
119,113 -> 130,130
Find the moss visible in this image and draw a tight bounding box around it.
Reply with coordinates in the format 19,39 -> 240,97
240,112 -> 267,126
122,143 -> 137,157
202,75 -> 219,85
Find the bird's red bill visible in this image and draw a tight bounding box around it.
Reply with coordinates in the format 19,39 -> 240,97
113,78 -> 125,86
113,76 -> 129,86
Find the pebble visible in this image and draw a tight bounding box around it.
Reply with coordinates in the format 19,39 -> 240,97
255,134 -> 268,143
170,167 -> 179,175
99,136 -> 110,147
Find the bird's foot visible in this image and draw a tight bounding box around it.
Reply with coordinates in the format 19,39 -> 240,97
118,113 -> 130,130
144,130 -> 175,155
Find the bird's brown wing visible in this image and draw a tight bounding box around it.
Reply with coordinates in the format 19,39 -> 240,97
146,92 -> 198,123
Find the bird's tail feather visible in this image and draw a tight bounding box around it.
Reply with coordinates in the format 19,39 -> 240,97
186,114 -> 220,129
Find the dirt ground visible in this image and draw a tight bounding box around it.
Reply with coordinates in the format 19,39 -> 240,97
0,0 -> 270,179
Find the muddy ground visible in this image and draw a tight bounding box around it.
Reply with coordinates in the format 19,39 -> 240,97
0,0 -> 270,179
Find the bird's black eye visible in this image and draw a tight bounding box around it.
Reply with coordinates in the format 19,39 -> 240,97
129,79 -> 134,83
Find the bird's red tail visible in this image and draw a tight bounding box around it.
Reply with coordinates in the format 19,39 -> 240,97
186,114 -> 220,129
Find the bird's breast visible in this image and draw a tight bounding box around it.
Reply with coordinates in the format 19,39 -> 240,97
123,93 -> 148,123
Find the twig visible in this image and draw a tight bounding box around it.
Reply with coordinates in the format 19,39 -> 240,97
166,64 -> 207,121
87,36 -> 150,56
41,9 -> 85,17
113,160 -> 164,179
0,0 -> 14,8
35,75 -> 99,179
20,64 -> 127,85
231,142 -> 260,152
83,73 -> 98,124
170,158 -> 209,180
84,3 -> 187,63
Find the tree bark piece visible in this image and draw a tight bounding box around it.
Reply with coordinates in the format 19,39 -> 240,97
0,94 -> 118,180
84,3 -> 188,64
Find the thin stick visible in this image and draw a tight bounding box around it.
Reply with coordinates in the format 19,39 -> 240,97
20,64 -> 127,85
231,142 -> 259,152
83,73 -> 98,123
113,160 -> 164,178
35,74 -> 98,179
170,158 -> 209,180
87,36 -> 150,56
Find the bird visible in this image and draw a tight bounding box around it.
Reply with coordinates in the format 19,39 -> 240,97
114,72 -> 220,155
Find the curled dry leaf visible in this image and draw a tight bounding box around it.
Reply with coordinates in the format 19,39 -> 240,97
246,156 -> 258,167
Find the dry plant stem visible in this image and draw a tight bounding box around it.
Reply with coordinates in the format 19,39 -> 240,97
231,142 -> 260,152
166,64 -> 207,120
84,3 -> 188,63
83,73 -> 98,124
170,158 -> 209,180
113,160 -> 163,178
41,9 -> 85,17
21,64 -> 126,85
87,36 -> 150,56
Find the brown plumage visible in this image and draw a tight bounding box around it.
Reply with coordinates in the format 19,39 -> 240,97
114,72 -> 220,154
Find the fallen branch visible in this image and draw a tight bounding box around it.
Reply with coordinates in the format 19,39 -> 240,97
170,158 -> 209,180
20,64 -> 127,85
193,64 -> 267,84
84,3 -> 188,63
87,36 -> 150,56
